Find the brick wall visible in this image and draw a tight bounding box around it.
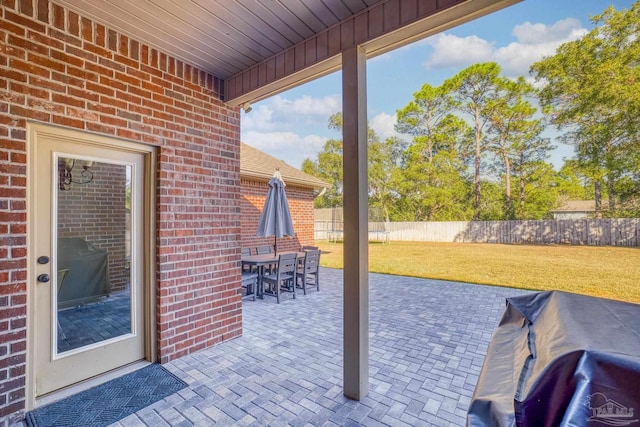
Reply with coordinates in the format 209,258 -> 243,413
57,160 -> 128,291
240,178 -> 316,252
0,0 -> 241,423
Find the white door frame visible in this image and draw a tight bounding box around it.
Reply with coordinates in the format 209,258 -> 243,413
25,122 -> 157,409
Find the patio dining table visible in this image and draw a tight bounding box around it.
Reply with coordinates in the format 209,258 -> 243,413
241,251 -> 305,298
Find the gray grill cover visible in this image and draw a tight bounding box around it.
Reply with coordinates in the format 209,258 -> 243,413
58,237 -> 110,308
468,291 -> 640,427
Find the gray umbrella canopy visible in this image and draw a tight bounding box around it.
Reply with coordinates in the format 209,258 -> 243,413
256,170 -> 295,252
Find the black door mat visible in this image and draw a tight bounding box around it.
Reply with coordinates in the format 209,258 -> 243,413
26,364 -> 188,427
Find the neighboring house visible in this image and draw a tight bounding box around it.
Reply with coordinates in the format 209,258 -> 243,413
240,143 -> 328,252
551,200 -> 609,219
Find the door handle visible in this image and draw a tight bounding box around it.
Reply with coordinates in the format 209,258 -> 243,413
37,274 -> 50,283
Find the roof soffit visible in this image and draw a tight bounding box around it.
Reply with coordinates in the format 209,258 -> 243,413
225,0 -> 522,105
52,0 -> 520,105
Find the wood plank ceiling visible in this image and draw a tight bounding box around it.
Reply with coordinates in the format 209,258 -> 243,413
54,1 -> 382,79
54,0 -> 519,104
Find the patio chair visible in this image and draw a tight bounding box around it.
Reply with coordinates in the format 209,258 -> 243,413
261,252 -> 297,303
301,245 -> 319,251
241,247 -> 252,272
296,249 -> 320,294
241,271 -> 258,301
256,245 -> 273,254
256,245 -> 275,273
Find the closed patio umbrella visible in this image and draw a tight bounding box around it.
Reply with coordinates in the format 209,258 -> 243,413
256,169 -> 295,253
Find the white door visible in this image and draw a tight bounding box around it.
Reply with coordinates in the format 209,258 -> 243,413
29,124 -> 152,398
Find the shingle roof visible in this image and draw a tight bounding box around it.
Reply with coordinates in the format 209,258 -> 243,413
240,143 -> 329,190
551,200 -> 609,212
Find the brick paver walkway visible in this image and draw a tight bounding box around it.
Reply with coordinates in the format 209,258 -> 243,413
116,268 -> 526,426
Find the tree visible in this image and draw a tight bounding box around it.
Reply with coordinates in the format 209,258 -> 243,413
443,62 -> 504,220
607,147 -> 640,217
512,138 -> 555,219
302,113 -> 405,214
476,180 -> 504,220
395,83 -> 458,162
393,81 -> 474,221
486,77 -> 553,219
302,138 -> 343,208
531,2 -> 640,217
555,160 -> 589,202
394,147 -> 472,221
329,112 -> 403,219
613,168 -> 640,217
514,161 -> 559,219
368,135 -> 402,222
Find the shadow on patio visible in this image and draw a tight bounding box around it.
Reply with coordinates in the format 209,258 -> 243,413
115,268 -> 526,426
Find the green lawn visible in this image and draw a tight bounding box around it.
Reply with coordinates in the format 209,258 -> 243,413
316,240 -> 640,304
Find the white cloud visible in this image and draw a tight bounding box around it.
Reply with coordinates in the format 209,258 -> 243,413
270,94 -> 341,116
242,131 -> 327,168
424,34 -> 494,69
370,112 -> 402,140
242,94 -> 340,132
241,94 -> 341,168
512,18 -> 583,44
241,104 -> 274,132
492,41 -> 558,76
496,18 -> 587,76
423,18 -> 588,78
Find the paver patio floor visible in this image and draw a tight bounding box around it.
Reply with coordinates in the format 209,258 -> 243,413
111,268 -> 526,427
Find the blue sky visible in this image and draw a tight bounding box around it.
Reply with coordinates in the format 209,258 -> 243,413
241,0 -> 635,170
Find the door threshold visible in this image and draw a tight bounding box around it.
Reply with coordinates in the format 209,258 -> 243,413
34,360 -> 151,409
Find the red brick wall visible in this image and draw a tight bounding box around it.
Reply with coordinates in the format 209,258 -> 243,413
240,178 -> 316,252
0,0 -> 241,423
57,160 -> 128,291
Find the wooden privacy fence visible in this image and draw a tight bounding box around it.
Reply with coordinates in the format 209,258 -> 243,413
314,219 -> 640,246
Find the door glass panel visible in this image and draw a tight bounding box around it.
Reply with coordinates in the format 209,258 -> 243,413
56,157 -> 133,354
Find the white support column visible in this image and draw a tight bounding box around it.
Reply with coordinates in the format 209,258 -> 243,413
341,45 -> 369,400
